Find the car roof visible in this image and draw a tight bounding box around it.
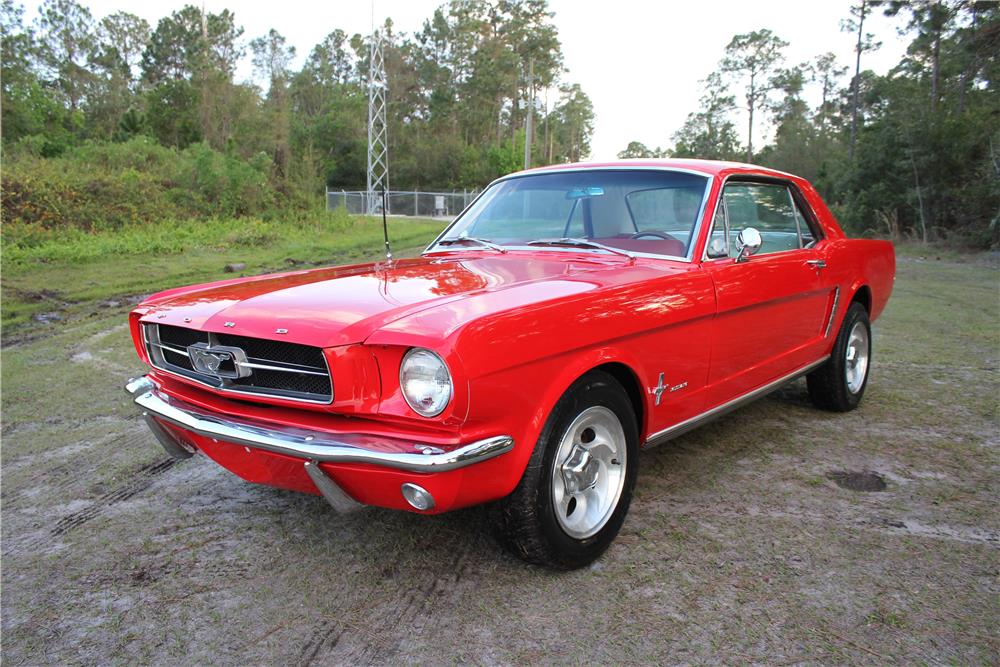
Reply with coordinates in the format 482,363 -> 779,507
514,158 -> 800,181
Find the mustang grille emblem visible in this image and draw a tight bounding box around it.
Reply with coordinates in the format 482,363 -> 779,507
187,343 -> 252,380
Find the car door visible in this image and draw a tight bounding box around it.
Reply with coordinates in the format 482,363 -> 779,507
702,179 -> 833,404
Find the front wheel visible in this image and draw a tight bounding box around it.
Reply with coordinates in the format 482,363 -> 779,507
807,301 -> 872,412
492,371 -> 638,569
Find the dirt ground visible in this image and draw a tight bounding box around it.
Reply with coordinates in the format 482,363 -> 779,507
2,254 -> 998,666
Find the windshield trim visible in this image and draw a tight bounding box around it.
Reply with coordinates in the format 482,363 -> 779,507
425,245 -> 693,262
423,166 -> 714,263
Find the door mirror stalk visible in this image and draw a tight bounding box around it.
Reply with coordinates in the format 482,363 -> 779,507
734,227 -> 762,263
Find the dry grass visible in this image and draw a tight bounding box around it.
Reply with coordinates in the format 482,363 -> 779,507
1,252 -> 997,665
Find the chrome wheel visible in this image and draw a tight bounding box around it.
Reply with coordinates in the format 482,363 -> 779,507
845,321 -> 870,394
550,406 -> 627,539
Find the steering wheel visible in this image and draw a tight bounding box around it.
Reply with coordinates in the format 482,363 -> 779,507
630,231 -> 677,241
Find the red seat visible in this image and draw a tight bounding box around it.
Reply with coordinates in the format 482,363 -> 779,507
598,236 -> 686,257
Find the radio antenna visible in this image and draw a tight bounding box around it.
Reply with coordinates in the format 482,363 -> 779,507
381,186 -> 392,262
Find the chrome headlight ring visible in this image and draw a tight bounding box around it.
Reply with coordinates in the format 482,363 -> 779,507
399,348 -> 453,417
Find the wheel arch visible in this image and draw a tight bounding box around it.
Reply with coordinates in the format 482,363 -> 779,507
522,350 -> 650,460
592,362 -> 645,440
849,284 -> 872,314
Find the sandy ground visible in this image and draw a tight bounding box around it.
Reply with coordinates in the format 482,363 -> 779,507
2,255 -> 998,665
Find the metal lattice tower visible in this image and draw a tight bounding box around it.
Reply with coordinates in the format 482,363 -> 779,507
366,30 -> 389,216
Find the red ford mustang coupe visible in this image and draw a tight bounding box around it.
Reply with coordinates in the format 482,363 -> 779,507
125,159 -> 895,568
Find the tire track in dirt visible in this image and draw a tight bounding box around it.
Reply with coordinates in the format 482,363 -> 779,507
1,431 -> 149,513
290,521 -> 481,666
350,527 -> 479,665
295,621 -> 345,667
49,457 -> 182,538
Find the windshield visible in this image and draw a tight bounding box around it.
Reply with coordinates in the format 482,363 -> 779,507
430,169 -> 710,259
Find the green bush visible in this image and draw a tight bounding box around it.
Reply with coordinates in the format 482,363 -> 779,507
1,138 -> 309,231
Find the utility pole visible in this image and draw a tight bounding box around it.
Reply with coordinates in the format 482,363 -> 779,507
849,0 -> 867,162
524,57 -> 534,170
366,28 -> 389,215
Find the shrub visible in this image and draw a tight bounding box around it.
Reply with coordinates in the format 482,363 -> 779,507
1,138 -> 309,231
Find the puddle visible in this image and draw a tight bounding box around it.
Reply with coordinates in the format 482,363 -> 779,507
826,470 -> 887,492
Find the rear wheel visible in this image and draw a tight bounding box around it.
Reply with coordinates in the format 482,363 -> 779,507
808,302 -> 872,412
492,371 -> 638,569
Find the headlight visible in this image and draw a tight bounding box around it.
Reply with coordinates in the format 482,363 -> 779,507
399,348 -> 453,417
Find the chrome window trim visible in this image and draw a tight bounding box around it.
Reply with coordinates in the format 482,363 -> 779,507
142,323 -> 334,405
788,187 -> 805,249
424,166 -> 715,263
700,174 -> 827,262
423,245 -> 692,263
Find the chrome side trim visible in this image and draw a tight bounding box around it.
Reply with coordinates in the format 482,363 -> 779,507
824,286 -> 841,338
124,376 -> 514,472
239,361 -> 328,376
304,460 -> 363,513
643,356 -> 830,448
148,340 -> 190,356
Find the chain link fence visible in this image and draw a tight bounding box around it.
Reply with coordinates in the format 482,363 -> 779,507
326,189 -> 479,219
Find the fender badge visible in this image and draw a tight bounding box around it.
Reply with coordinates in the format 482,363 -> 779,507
275,328 -> 288,334
224,322 -> 236,327
651,373 -> 667,406
183,317 -> 192,323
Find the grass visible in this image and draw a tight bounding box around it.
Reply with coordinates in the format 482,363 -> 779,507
1,211 -> 446,330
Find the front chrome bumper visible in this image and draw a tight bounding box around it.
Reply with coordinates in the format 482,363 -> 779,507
124,375 -> 515,512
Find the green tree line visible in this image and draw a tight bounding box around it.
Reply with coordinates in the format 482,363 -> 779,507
0,0 -> 595,200
620,1 -> 999,247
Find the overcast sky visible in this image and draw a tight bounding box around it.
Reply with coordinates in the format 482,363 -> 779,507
24,0 -> 911,160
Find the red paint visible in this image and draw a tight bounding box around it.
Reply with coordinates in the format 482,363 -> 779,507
129,160 -> 895,513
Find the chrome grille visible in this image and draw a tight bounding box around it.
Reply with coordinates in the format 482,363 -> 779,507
144,323 -> 332,403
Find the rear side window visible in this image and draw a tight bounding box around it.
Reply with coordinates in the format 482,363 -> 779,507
707,182 -> 818,258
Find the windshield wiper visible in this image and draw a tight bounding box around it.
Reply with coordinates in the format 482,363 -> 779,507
526,237 -> 635,261
436,237 -> 507,253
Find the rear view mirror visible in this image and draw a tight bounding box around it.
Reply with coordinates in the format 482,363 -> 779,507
566,186 -> 604,199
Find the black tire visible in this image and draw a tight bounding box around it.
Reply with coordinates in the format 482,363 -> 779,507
491,370 -> 639,569
807,301 -> 872,412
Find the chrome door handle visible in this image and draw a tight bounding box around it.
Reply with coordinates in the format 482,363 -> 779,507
806,259 -> 827,269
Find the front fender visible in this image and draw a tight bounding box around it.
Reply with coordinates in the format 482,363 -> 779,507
462,345 -> 649,500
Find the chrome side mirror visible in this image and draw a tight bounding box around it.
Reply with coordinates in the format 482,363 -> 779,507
734,227 -> 762,263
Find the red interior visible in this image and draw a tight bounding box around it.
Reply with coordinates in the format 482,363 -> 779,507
600,235 -> 686,257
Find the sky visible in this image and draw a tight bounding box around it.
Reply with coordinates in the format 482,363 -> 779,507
23,0 -> 912,160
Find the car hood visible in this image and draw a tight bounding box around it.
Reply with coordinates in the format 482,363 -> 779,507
140,252 -> 671,347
